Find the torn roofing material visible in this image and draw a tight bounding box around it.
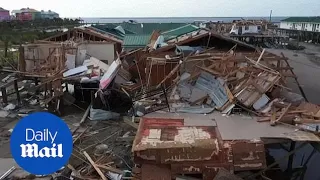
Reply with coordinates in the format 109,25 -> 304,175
123,34 -> 151,49
151,31 -> 256,54
43,27 -> 123,44
162,24 -> 200,40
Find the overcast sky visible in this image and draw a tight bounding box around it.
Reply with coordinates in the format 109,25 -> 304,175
2,0 -> 320,17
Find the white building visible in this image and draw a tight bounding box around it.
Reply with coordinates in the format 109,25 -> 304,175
229,22 -> 263,35
280,17 -> 320,32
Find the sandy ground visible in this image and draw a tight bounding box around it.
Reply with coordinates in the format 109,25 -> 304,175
267,42 -> 320,104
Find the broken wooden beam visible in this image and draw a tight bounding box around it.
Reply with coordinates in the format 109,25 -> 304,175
96,164 -> 124,174
83,151 -> 108,180
1,87 -> 7,105
123,118 -> 138,129
13,80 -> 21,105
271,103 -> 292,126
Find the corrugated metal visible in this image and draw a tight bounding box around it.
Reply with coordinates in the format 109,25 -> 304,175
162,24 -> 200,40
124,34 -> 151,48
120,22 -> 188,34
195,72 -> 228,109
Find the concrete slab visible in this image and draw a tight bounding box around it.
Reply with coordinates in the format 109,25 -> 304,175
145,111 -> 297,140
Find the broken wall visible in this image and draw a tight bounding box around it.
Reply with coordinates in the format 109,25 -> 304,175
77,42 -> 115,65
23,44 -> 63,73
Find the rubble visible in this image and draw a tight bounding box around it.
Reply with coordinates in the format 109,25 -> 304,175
0,25 -> 319,180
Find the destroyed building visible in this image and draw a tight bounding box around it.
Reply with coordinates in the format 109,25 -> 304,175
0,23 -> 319,180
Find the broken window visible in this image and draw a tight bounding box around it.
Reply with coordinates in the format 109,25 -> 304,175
257,26 -> 261,30
245,26 -> 249,30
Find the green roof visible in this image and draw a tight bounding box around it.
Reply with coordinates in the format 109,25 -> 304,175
162,24 -> 200,40
90,24 -> 137,40
282,17 -> 320,23
100,22 -> 186,34
123,34 -> 151,49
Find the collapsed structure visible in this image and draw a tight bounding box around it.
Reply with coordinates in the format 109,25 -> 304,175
1,23 -> 319,180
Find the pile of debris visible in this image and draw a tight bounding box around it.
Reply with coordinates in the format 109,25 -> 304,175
69,120 -> 136,180
1,30 -> 319,180
120,42 -> 314,129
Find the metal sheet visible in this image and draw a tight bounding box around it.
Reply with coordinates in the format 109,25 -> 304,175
195,72 -> 228,108
253,94 -> 269,110
176,106 -> 215,114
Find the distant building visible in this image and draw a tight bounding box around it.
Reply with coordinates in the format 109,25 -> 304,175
0,7 -> 10,21
12,8 -> 41,21
230,21 -> 264,35
280,17 -> 320,32
41,10 -> 59,19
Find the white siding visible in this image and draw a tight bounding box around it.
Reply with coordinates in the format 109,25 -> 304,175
280,21 -> 320,32
230,25 -> 261,35
77,43 -> 115,65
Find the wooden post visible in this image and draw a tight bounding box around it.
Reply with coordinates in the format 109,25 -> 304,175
18,45 -> 26,72
1,87 -> 7,105
83,151 -> 108,180
65,83 -> 69,93
14,80 -> 21,105
286,141 -> 296,174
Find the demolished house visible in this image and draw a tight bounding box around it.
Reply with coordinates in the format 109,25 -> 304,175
1,23 -> 320,180
120,31 -> 320,179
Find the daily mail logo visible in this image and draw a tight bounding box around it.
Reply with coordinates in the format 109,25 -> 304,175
21,129 -> 63,158
10,112 -> 73,175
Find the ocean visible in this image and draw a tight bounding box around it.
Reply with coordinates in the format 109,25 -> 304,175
81,16 -> 287,24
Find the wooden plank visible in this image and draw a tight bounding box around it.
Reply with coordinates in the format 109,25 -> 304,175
83,151 -> 108,180
270,106 -> 277,126
80,105 -> 91,124
272,103 -> 292,126
156,61 -> 182,88
250,81 -> 265,94
13,80 -> 21,104
295,119 -> 320,124
196,65 -> 222,75
96,164 -> 124,174
1,87 -> 7,105
256,48 -> 265,65
224,84 -> 235,102
123,118 -> 138,129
